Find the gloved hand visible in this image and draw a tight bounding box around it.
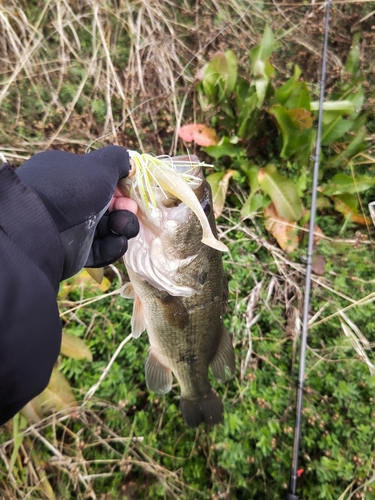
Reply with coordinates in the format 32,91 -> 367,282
16,145 -> 139,280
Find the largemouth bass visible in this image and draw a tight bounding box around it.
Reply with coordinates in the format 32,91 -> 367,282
119,153 -> 235,428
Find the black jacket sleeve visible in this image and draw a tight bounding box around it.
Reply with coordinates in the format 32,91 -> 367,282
0,164 -> 64,425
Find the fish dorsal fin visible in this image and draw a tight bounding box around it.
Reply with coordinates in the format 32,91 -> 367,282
210,327 -> 236,383
131,296 -> 146,339
145,350 -> 173,394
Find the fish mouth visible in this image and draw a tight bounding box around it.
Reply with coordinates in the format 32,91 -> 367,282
127,152 -> 204,205
127,151 -> 202,178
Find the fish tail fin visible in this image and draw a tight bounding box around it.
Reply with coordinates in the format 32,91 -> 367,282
180,388 -> 224,428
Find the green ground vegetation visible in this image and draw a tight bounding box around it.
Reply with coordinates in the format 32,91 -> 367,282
1,1 -> 375,499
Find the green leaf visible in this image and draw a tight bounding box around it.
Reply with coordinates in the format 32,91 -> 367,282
284,82 -> 311,111
321,115 -> 355,145
9,413 -> 27,474
241,192 -> 270,219
344,32 -> 361,76
200,50 -> 238,102
203,136 -> 243,159
332,193 -> 371,225
273,65 -> 302,105
316,193 -> 332,210
322,173 -> 375,196
61,332 -> 93,361
258,166 -> 302,221
224,50 -> 238,94
237,89 -> 259,139
250,25 -> 275,107
241,163 -> 260,192
268,104 -> 315,163
324,127 -> 367,169
256,24 -> 274,60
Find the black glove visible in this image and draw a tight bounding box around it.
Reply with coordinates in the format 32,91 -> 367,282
16,145 -> 139,280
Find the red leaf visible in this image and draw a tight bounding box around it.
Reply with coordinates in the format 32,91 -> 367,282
178,124 -> 219,146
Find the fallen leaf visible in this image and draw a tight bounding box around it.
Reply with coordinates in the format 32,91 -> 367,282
333,194 -> 372,225
61,332 -> 93,361
178,124 -> 219,147
311,252 -> 326,275
207,169 -> 236,218
264,203 -> 299,253
21,369 -> 76,422
313,225 -> 325,245
35,368 -> 76,415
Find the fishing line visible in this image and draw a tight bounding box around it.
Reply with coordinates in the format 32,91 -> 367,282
287,1 -> 332,498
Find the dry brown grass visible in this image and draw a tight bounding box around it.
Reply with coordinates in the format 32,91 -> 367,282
2,0 -> 373,161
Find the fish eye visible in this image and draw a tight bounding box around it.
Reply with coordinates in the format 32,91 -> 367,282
201,199 -> 211,217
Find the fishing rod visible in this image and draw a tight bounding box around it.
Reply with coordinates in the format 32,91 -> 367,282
287,1 -> 332,498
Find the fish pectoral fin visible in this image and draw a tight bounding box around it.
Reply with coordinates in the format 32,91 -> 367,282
121,282 -> 135,299
210,327 -> 236,383
180,388 -> 224,428
145,351 -> 173,394
131,296 -> 146,338
157,294 -> 189,331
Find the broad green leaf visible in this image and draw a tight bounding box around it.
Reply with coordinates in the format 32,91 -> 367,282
206,169 -> 235,218
273,65 -> 302,105
332,194 -> 371,225
324,127 -> 367,169
258,166 -> 302,221
237,90 -> 258,139
268,104 -> 316,163
241,163 -> 260,192
344,32 -> 360,76
322,173 -> 375,196
224,50 -> 238,94
321,116 -> 355,146
241,191 -> 270,219
250,25 -> 275,107
61,332 -> 93,361
203,136 -> 242,159
284,82 -> 311,111
201,50 -> 238,102
264,203 -> 300,252
316,193 -> 332,210
257,24 -> 274,60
